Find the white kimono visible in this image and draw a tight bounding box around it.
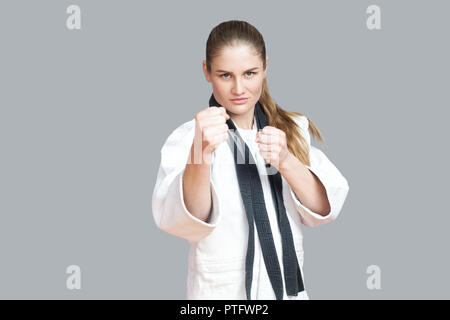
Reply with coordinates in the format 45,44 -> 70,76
152,114 -> 349,300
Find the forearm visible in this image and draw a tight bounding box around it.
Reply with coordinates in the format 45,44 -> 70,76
182,143 -> 213,222
279,152 -> 331,216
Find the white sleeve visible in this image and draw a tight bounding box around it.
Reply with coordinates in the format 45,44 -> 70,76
289,116 -> 350,227
151,120 -> 222,242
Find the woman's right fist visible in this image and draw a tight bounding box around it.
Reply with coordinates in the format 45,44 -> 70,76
192,106 -> 230,164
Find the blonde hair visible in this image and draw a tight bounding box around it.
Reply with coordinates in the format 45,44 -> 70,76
205,20 -> 324,166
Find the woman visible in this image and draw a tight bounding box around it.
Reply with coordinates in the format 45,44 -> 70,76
152,20 -> 349,300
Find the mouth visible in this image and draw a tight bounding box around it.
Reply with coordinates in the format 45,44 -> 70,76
230,98 -> 248,104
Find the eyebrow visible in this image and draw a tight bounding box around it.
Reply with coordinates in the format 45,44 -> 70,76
215,67 -> 260,74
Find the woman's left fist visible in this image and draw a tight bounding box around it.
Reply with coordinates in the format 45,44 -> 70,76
255,126 -> 290,171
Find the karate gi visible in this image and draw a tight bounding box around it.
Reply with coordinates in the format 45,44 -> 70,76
152,114 -> 349,299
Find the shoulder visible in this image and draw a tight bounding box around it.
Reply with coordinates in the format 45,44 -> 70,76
160,118 -> 195,160
157,118 -> 196,174
163,118 -> 195,147
290,114 -> 311,146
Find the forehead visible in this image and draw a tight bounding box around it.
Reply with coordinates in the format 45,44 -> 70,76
212,44 -> 262,71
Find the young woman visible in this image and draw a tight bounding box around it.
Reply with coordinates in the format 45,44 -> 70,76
152,20 -> 349,300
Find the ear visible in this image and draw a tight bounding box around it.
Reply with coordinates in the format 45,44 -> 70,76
202,60 -> 211,83
264,56 -> 269,79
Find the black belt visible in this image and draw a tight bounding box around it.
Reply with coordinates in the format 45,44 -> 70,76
208,93 -> 304,300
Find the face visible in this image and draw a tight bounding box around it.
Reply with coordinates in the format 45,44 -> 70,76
202,44 -> 268,118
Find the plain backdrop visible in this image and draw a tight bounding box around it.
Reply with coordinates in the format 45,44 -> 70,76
0,0 -> 449,299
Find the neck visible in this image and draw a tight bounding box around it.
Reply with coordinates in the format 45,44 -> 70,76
230,108 -> 255,130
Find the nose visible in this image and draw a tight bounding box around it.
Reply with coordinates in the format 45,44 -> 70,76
232,78 -> 245,95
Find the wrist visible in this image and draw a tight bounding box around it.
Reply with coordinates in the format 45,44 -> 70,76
278,152 -> 295,175
188,141 -> 213,166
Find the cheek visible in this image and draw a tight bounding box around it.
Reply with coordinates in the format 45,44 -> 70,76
247,79 -> 264,96
212,81 -> 230,97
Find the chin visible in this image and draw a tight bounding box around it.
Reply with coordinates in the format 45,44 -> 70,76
226,101 -> 254,115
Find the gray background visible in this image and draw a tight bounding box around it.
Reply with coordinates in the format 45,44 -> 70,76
0,0 -> 448,299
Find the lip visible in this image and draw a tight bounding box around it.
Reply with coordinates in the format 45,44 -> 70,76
230,98 -> 248,105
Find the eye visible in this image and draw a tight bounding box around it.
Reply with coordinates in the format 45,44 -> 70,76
220,71 -> 256,79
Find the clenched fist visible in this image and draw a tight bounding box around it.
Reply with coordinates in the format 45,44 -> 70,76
191,106 -> 230,165
256,126 -> 290,171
